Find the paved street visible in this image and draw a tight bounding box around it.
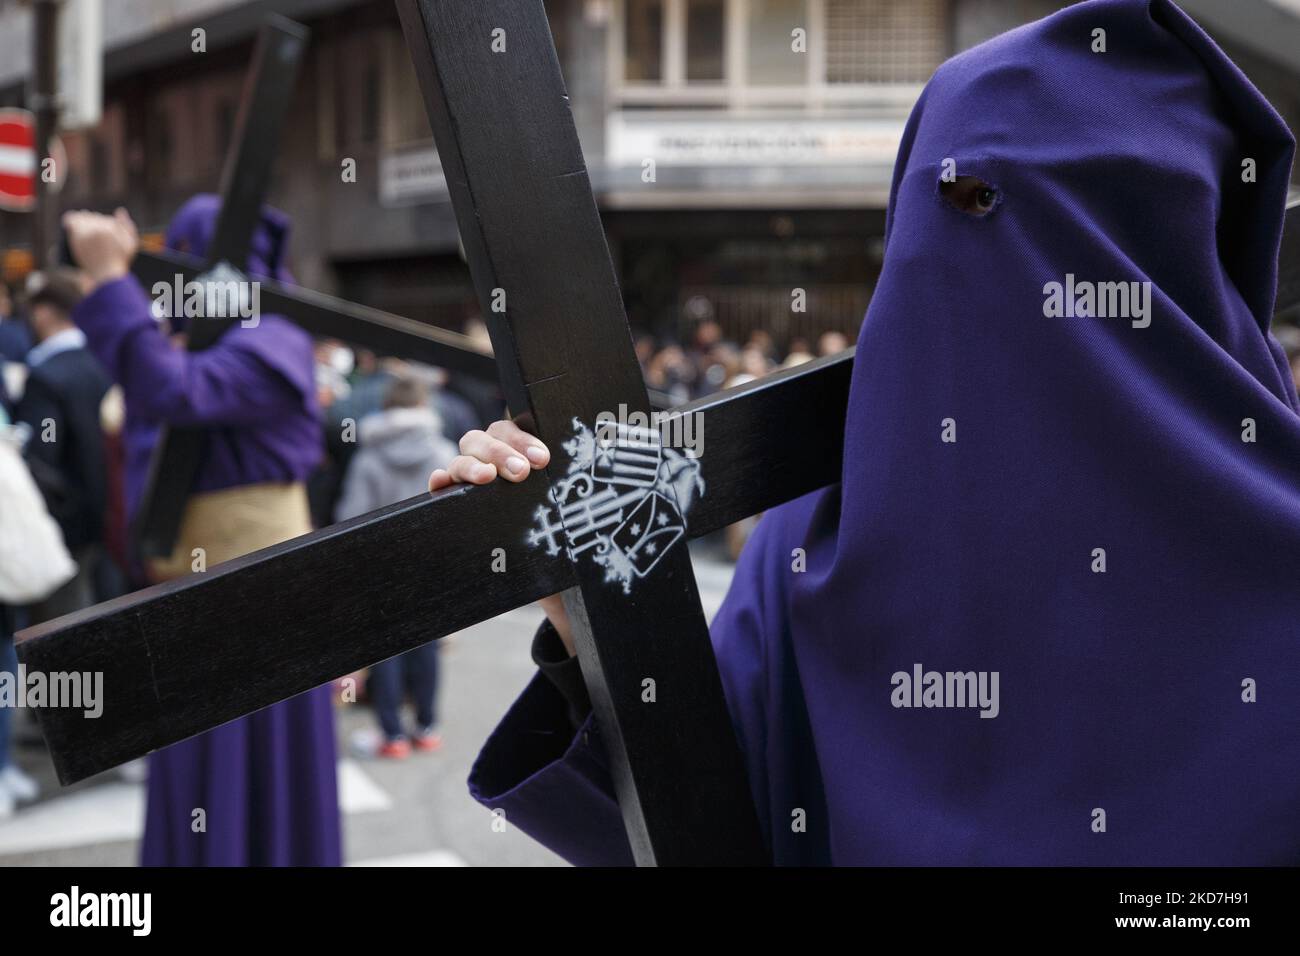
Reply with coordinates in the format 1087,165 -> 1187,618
0,546 -> 737,867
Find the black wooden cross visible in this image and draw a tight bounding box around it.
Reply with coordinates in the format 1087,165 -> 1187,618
131,15 -> 311,560
131,248 -> 673,405
58,20 -> 498,394
119,14 -> 688,469
18,0 -> 1300,866
128,15 -> 519,556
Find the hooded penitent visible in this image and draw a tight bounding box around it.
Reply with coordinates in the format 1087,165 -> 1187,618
72,195 -> 340,866
75,194 -> 320,518
163,193 -> 294,284
468,0 -> 1300,865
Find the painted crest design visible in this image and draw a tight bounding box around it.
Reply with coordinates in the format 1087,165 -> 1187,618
194,261 -> 254,319
527,419 -> 704,592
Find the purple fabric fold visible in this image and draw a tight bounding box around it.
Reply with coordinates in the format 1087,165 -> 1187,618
469,672 -> 635,867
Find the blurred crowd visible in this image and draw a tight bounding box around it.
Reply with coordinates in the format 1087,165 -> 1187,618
637,319 -> 852,406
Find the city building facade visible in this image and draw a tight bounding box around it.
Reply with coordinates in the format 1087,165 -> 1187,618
0,0 -> 1296,345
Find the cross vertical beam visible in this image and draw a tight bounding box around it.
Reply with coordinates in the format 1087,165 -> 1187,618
132,16 -> 310,560
396,0 -> 768,865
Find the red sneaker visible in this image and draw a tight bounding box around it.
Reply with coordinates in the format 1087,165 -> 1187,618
378,738 -> 411,759
412,730 -> 443,753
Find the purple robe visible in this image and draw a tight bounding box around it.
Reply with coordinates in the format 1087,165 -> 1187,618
468,0 -> 1300,865
74,194 -> 342,866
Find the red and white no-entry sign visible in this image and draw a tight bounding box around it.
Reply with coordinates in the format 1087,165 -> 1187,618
0,108 -> 66,213
0,109 -> 37,212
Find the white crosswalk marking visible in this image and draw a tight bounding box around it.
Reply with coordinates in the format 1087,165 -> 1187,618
0,781 -> 141,856
337,757 -> 393,813
0,759 -> 392,859
351,850 -> 467,867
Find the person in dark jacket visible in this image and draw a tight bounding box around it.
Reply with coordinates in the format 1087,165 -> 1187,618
0,282 -> 32,364
15,269 -> 110,618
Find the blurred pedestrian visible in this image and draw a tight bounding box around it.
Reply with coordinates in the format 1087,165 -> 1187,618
817,330 -> 849,356
14,269 -> 111,620
0,404 -> 80,816
645,342 -> 695,405
317,353 -> 477,528
745,329 -> 777,362
0,283 -> 32,364
725,346 -> 773,388
336,374 -> 456,757
0,617 -> 18,819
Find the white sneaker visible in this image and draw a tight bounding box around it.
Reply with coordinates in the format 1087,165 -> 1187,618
0,781 -> 14,819
0,764 -> 39,803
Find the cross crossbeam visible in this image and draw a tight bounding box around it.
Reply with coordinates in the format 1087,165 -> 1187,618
130,246 -> 498,380
18,348 -> 852,801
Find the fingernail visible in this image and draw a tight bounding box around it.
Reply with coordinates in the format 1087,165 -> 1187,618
525,445 -> 547,465
472,463 -> 495,481
506,456 -> 527,476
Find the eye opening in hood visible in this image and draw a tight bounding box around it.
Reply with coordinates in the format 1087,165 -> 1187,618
939,175 -> 1000,218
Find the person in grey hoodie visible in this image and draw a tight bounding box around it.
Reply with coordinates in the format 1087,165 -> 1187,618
336,374 -> 458,757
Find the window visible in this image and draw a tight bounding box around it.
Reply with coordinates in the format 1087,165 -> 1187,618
826,0 -> 947,84
389,41 -> 434,145
362,63 -> 381,144
332,31 -> 385,150
747,0 -> 806,86
625,0 -> 664,81
614,0 -> 949,104
686,0 -> 725,82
